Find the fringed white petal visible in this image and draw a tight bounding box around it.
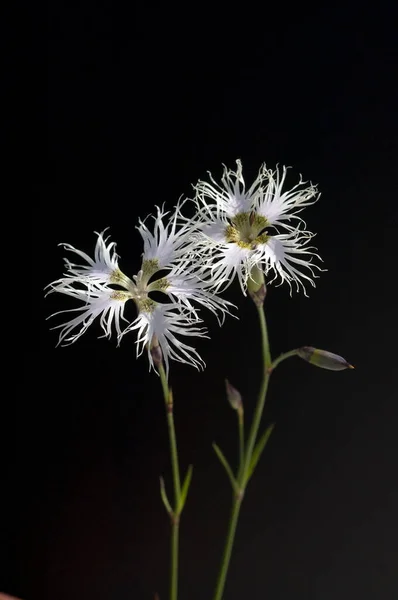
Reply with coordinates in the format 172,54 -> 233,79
125,304 -> 208,375
256,165 -> 319,229
47,285 -> 131,345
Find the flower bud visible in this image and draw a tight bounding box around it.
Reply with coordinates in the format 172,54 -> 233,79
247,265 -> 266,306
225,379 -> 242,411
297,346 -> 354,371
150,336 -> 163,368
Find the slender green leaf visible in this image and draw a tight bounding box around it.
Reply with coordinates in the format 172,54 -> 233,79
213,442 -> 239,493
178,464 -> 193,513
247,423 -> 275,482
159,476 -> 173,516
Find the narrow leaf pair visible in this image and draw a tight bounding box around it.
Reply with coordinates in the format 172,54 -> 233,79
159,465 -> 193,517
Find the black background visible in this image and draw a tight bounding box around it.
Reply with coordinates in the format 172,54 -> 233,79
13,3 -> 398,599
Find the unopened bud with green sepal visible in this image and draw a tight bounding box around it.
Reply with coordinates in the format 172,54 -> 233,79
225,379 -> 242,411
297,346 -> 354,371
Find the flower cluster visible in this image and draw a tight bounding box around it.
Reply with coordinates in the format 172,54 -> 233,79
47,160 -> 323,372
47,202 -> 232,373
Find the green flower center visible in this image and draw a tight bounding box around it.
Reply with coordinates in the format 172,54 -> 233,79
107,260 -> 171,315
136,297 -> 157,313
131,261 -> 171,314
225,212 -> 270,249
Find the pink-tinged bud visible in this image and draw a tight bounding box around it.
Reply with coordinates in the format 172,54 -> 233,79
297,346 -> 354,371
225,379 -> 242,411
150,336 -> 163,368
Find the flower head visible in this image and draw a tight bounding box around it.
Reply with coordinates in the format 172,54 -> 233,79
47,205 -> 234,374
190,159 -> 323,295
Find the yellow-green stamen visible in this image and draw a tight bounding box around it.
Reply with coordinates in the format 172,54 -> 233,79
225,212 -> 270,249
110,290 -> 131,301
142,259 -> 160,279
110,268 -> 134,289
148,277 -> 170,292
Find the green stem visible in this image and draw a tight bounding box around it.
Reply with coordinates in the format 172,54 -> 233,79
213,494 -> 243,600
270,349 -> 298,371
213,303 -> 272,600
170,519 -> 179,600
242,305 -> 271,483
238,410 -> 244,473
159,363 -> 181,600
258,305 -> 272,370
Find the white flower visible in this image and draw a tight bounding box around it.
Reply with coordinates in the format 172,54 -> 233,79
191,159 -> 323,295
47,209 -> 234,372
125,303 -> 208,374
